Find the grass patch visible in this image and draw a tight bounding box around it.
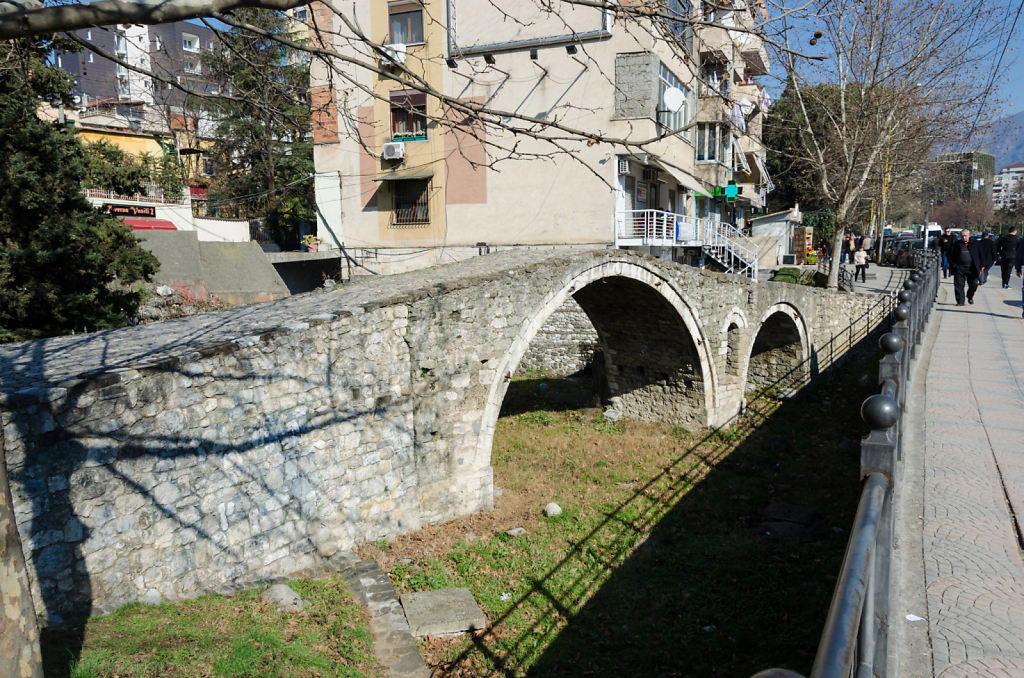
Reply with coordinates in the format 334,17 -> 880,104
384,363 -> 876,676
41,577 -> 382,678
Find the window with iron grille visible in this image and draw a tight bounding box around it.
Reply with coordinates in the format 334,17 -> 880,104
389,2 -> 424,44
390,89 -> 428,141
392,179 -> 430,226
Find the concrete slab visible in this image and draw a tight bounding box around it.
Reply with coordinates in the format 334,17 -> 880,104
400,588 -> 487,637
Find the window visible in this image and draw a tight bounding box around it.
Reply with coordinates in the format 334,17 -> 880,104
657,63 -> 689,138
87,53 -> 94,63
389,2 -> 424,44
85,30 -> 92,40
116,63 -> 128,76
114,31 -> 127,54
392,179 -> 430,225
183,59 -> 199,74
663,0 -> 693,49
155,35 -> 163,50
57,55 -> 62,67
294,7 -> 307,21
118,79 -> 130,98
202,155 -> 216,176
182,33 -> 199,52
696,123 -> 730,162
390,89 -> 427,141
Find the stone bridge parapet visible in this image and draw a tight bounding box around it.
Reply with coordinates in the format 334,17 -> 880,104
0,248 -> 887,623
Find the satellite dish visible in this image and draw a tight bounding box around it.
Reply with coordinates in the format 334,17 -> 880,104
72,95 -> 82,105
662,86 -> 685,113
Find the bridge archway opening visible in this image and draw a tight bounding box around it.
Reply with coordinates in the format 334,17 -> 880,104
746,308 -> 809,392
474,262 -> 716,485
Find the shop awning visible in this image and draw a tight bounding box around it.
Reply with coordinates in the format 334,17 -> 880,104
372,168 -> 434,182
124,218 -> 177,230
658,163 -> 714,198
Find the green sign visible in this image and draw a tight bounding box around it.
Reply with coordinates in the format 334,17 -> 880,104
711,182 -> 742,202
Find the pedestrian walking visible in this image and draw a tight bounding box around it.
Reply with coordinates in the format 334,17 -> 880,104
840,233 -> 852,264
949,229 -> 982,306
1016,237 -> 1024,319
998,226 -> 1019,288
853,245 -> 869,283
979,232 -> 997,284
938,226 -> 954,278
861,233 -> 874,259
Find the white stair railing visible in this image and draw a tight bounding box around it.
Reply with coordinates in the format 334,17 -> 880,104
701,217 -> 758,281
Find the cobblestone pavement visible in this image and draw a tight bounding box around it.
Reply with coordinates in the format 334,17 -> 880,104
902,274 -> 1024,677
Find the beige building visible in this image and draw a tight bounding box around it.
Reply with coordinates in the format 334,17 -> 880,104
310,0 -> 772,277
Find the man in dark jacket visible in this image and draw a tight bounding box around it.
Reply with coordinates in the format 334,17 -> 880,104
1016,237 -> 1024,318
979,232 -> 997,284
938,226 -> 955,278
949,229 -> 983,306
998,227 -> 1020,288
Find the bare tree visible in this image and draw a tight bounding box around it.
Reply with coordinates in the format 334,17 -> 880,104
770,0 -> 1008,287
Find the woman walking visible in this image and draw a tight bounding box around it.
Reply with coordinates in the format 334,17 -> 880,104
853,245 -> 869,283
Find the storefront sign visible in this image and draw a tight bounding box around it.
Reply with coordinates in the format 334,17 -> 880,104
102,203 -> 156,218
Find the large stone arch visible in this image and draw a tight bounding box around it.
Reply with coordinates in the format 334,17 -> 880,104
744,302 -> 812,393
472,259 -> 717,473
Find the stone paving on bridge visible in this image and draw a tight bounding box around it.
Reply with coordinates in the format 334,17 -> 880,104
898,275 -> 1024,677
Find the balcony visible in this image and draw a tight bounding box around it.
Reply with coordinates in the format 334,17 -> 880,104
615,210 -> 703,247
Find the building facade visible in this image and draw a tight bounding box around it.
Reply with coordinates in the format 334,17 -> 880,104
309,0 -> 773,277
994,162 -> 1024,211
933,151 -> 996,204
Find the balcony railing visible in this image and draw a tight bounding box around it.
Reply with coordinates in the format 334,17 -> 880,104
615,210 -> 702,247
614,210 -> 759,280
83,187 -> 189,205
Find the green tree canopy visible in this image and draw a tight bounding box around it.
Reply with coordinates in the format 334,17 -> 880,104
0,38 -> 158,343
198,9 -> 313,246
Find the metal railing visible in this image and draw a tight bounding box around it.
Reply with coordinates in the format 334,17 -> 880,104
83,187 -> 190,206
703,217 -> 758,281
614,210 -> 759,280
754,250 -> 940,678
816,255 -> 857,292
615,209 -> 701,246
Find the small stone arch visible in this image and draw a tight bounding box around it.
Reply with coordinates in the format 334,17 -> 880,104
472,259 -> 717,474
744,303 -> 812,393
719,307 -> 749,379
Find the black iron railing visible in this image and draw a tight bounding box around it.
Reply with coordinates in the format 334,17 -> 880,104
754,250 -> 940,678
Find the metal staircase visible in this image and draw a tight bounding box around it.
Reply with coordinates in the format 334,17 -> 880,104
701,218 -> 759,281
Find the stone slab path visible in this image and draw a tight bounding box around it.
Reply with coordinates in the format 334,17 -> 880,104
897,275 -> 1024,677
338,557 -> 431,678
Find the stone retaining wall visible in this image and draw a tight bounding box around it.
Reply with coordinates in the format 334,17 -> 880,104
518,297 -> 599,377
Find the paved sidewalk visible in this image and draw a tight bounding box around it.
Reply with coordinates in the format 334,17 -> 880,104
897,275 -> 1024,677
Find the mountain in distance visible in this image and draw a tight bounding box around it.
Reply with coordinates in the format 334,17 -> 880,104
971,110 -> 1024,170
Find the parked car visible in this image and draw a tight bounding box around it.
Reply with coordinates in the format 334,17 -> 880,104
888,238 -> 924,268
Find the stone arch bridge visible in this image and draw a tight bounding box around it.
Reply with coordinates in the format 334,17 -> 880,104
0,248 -> 886,622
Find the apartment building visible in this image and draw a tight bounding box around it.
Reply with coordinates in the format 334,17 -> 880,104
310,0 -> 773,277
55,21 -> 219,110
933,151 -> 996,204
994,162 -> 1024,211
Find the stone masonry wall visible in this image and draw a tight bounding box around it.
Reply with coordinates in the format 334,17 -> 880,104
0,248 -> 896,623
518,297 -> 599,377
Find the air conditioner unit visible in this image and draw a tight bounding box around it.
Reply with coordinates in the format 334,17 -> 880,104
617,158 -> 631,175
780,254 -> 796,265
382,142 -> 406,161
381,43 -> 407,67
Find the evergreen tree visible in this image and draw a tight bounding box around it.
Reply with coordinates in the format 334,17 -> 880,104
0,38 -> 158,343
199,9 -> 313,246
